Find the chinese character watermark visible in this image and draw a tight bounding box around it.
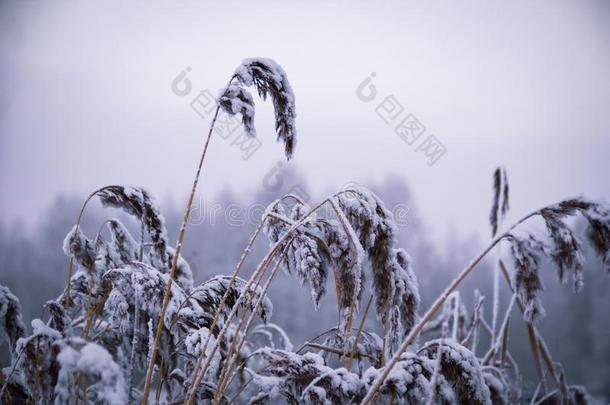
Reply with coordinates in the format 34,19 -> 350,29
261,161 -> 311,203
356,72 -> 446,166
171,66 -> 262,160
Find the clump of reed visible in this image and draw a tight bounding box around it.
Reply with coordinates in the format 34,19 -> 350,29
1,58 -> 608,405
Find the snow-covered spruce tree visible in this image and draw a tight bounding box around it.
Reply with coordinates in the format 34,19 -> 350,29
1,58 -> 608,404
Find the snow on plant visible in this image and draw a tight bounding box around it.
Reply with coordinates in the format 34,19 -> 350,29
361,170 -> 609,404
335,189 -> 421,353
3,318 -> 62,403
54,338 -> 127,404
96,185 -> 171,268
362,352 -> 456,404
219,58 -> 297,159
247,348 -> 364,404
0,285 -> 26,358
419,339 -> 492,404
504,197 -> 610,323
1,59 -> 608,405
285,201 -> 329,310
489,167 -> 509,238
261,189 -> 420,359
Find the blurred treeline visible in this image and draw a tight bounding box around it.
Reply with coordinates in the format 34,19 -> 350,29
1,168 -> 608,400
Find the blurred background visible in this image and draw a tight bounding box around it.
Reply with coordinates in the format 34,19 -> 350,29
1,0 -> 609,400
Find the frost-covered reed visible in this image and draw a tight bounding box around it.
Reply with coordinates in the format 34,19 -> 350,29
1,60 -> 608,405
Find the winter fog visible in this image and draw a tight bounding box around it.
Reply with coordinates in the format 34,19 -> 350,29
1,1 -> 609,403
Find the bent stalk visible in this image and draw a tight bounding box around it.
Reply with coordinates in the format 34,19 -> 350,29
361,210 -> 538,404
141,106 -> 221,404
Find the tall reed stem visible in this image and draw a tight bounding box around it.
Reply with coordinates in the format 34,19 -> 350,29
63,185 -> 117,309
361,211 -> 538,404
186,247 -> 281,404
483,293 -> 516,364
213,255 -> 271,398
141,106 -> 221,404
491,215 -> 505,349
185,199 -> 331,404
347,294 -> 373,370
184,200 -> 313,400
184,221 -> 265,399
214,249 -> 289,402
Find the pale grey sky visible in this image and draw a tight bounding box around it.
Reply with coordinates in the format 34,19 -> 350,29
1,0 -> 609,244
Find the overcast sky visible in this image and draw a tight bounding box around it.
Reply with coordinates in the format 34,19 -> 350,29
1,0 -> 609,245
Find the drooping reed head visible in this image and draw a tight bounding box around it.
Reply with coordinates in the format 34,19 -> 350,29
219,58 -> 297,159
